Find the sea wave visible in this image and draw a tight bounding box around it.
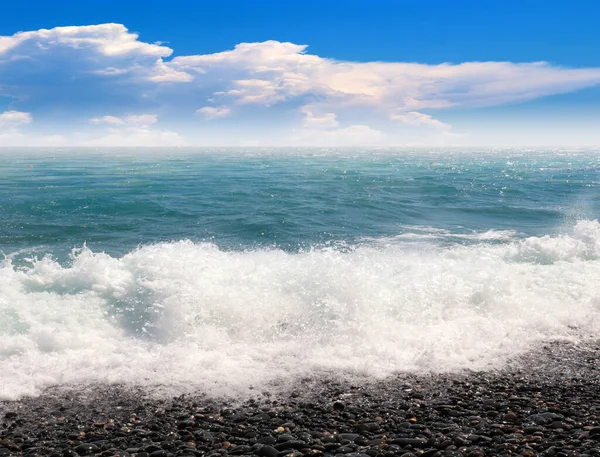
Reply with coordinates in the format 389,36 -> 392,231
1,220 -> 599,400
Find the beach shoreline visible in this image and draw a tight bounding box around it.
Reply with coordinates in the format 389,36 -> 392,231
2,342 -> 600,456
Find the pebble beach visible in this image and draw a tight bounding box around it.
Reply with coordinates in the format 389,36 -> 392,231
2,342 -> 600,457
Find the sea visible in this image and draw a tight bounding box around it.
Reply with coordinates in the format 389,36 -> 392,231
0,148 -> 599,400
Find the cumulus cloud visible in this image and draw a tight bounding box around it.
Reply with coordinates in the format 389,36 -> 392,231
0,24 -> 180,116
0,23 -> 171,58
196,106 -> 231,120
1,23 -> 600,145
167,40 -> 600,112
148,58 -> 194,83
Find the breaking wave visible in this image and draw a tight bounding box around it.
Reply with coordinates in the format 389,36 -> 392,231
1,220 -> 599,400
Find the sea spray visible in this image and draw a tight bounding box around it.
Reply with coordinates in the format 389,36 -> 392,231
1,220 -> 599,400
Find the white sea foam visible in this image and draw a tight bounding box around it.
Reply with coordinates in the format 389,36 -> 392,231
1,220 -> 599,400
371,227 -> 519,242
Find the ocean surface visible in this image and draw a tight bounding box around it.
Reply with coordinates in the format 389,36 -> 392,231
1,148 -> 599,400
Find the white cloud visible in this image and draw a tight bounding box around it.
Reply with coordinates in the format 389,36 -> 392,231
196,106 -> 231,120
167,41 -> 600,112
301,106 -> 339,129
0,111 -> 33,146
3,25 -> 600,112
1,24 -> 600,146
86,113 -> 185,146
0,110 -> 67,147
0,24 -> 171,58
90,115 -> 125,125
148,58 -> 193,83
390,111 -> 466,146
0,110 -> 32,126
124,114 -> 158,126
172,41 -> 312,70
90,113 -> 157,127
391,111 -> 452,131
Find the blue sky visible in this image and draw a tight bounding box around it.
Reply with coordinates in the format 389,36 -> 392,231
1,0 -> 600,147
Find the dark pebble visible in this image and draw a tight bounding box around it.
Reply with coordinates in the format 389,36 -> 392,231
259,436 -> 277,445
333,402 -> 345,411
276,434 -> 295,443
339,434 -> 358,442
73,444 -> 101,456
256,445 -> 279,457
390,438 -> 427,448
274,441 -> 306,451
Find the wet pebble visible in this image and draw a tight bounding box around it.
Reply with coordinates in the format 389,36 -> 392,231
2,343 -> 600,457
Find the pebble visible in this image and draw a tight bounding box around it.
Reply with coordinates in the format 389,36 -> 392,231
73,444 -> 100,456
333,402 -> 345,411
256,445 -> 279,457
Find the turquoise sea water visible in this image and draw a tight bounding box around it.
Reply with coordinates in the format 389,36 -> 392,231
1,148 -> 599,400
2,149 -> 599,259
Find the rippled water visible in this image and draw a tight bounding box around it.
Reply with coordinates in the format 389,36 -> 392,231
0,148 -> 599,399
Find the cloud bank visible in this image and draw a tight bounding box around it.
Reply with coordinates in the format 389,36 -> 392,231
1,24 -> 600,146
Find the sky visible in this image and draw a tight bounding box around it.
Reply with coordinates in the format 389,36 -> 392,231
1,0 -> 600,147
